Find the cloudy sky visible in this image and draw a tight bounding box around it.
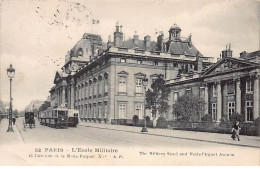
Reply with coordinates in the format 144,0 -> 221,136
0,0 -> 259,111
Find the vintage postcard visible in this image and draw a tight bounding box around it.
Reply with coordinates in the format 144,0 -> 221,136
0,0 -> 259,166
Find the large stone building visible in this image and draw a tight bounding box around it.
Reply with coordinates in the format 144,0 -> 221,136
166,48 -> 260,122
49,23 -> 213,123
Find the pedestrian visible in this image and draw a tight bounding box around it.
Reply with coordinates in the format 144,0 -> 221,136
231,121 -> 241,141
12,117 -> 16,125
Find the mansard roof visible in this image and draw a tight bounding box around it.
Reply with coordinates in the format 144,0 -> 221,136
168,40 -> 203,57
121,38 -> 157,51
240,50 -> 260,60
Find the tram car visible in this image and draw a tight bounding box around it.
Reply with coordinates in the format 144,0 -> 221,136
24,112 -> 35,128
39,107 -> 69,129
39,110 -> 46,125
68,109 -> 79,127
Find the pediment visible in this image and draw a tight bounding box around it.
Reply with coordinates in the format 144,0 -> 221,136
54,71 -> 67,84
118,71 -> 129,75
202,57 -> 258,76
54,71 -> 61,84
134,72 -> 146,77
150,73 -> 159,78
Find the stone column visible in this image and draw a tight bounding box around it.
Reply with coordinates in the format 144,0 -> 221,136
62,86 -> 65,105
56,89 -> 59,106
68,86 -> 71,109
217,82 -> 222,122
57,89 -> 60,105
204,84 -> 209,115
236,79 -> 241,114
253,75 -> 259,119
70,78 -> 75,109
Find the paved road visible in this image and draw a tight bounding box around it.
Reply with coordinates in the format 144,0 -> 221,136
14,118 -> 258,149
1,118 -> 259,165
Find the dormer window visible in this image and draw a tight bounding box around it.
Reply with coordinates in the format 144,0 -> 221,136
137,60 -> 142,64
77,48 -> 83,57
120,58 -> 126,63
173,62 -> 178,67
154,61 -> 158,66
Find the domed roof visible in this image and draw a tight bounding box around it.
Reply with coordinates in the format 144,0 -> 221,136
169,23 -> 181,31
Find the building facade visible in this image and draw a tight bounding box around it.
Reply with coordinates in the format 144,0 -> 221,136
166,49 -> 260,122
49,23 -> 213,123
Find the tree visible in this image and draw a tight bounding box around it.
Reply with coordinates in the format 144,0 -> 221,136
172,94 -> 205,122
13,109 -> 19,118
146,75 -> 170,118
39,101 -> 51,111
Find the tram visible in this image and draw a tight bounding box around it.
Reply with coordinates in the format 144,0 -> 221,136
39,107 -> 68,129
68,109 -> 79,127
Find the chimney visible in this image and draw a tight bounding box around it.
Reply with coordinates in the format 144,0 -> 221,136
144,35 -> 151,48
195,52 -> 202,72
156,33 -> 164,51
133,32 -> 139,46
107,35 -> 113,48
240,51 -> 247,58
187,33 -> 192,47
221,44 -> 232,58
114,23 -> 123,47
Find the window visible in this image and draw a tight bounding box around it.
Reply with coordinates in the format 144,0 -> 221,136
89,83 -> 92,98
119,76 -> 126,93
154,61 -> 158,66
185,88 -> 191,95
84,106 -> 87,118
246,79 -> 253,93
135,104 -> 143,119
98,105 -> 102,118
213,84 -> 217,97
200,87 -> 205,98
88,106 -> 91,118
99,82 -> 103,95
93,105 -> 96,118
228,102 -> 235,119
246,101 -> 253,121
104,104 -> 108,118
173,62 -> 178,67
227,82 -> 234,95
120,58 -> 126,63
137,60 -> 142,64
212,103 -> 217,121
136,78 -> 143,93
119,104 -> 126,118
104,74 -> 108,93
85,84 -> 88,98
173,92 -> 178,103
79,86 -> 81,100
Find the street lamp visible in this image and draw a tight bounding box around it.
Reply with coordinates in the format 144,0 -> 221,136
7,64 -> 15,132
141,77 -> 148,132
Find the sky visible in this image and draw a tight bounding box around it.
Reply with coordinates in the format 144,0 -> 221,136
0,0 -> 259,111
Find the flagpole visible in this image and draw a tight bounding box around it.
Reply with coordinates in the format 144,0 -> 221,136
91,22 -> 93,33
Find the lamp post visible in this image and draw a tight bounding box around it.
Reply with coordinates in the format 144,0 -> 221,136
141,77 -> 148,132
7,64 -> 15,132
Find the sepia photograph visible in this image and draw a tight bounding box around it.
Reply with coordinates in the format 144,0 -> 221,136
0,0 -> 259,166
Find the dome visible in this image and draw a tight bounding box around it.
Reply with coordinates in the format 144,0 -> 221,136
169,23 -> 181,31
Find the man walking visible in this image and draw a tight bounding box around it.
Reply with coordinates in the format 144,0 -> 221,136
12,117 -> 16,125
231,121 -> 241,141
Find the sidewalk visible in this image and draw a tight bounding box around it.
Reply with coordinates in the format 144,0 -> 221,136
0,119 -> 24,145
78,121 -> 260,148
